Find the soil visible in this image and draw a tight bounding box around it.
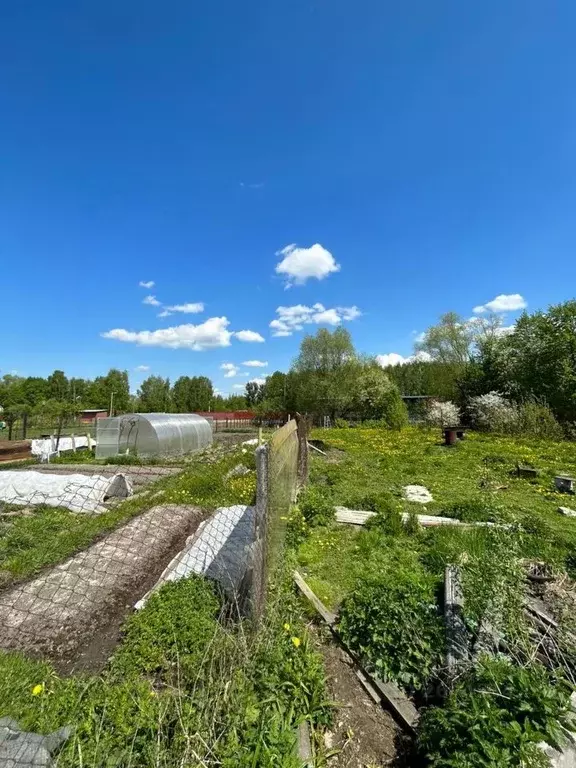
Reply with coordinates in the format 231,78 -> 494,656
310,624 -> 404,767
0,504 -> 204,674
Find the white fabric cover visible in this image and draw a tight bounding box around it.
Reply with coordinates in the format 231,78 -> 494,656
0,471 -> 132,514
31,436 -> 94,461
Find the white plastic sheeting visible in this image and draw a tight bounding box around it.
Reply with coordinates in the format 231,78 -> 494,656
31,436 -> 93,461
96,413 -> 213,459
0,471 -> 132,514
136,504 -> 255,608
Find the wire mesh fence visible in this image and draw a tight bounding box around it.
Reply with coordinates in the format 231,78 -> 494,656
0,418 -> 307,764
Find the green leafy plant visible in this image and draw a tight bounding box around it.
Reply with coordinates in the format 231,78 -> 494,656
417,657 -> 573,767
298,486 -> 334,527
338,569 -> 444,693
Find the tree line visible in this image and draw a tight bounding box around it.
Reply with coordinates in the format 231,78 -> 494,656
0,369 -> 247,423
382,299 -> 576,428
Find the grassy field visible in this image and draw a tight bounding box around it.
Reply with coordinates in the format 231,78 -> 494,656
294,426 -> 576,765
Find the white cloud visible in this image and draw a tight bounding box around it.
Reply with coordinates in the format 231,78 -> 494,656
102,317 -> 233,351
414,331 -> 426,343
270,303 -> 361,337
249,377 -> 267,386
234,330 -> 265,343
233,383 -> 246,390
221,362 -> 239,378
473,293 -> 527,314
134,365 -> 150,372
376,351 -> 432,367
275,243 -> 340,287
139,280 -> 155,289
242,360 -> 268,367
143,295 -> 161,307
158,310 -> 172,318
164,302 -> 204,314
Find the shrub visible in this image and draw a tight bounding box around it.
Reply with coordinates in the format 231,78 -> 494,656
298,486 -> 334,527
516,401 -> 563,440
338,569 -> 444,693
425,400 -> 460,428
382,390 -> 410,430
333,417 -> 349,429
469,391 -> 518,432
417,657 -> 572,767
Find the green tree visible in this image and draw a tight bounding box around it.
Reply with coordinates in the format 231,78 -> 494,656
416,312 -> 472,365
245,381 -> 265,407
21,377 -> 49,408
351,364 -> 408,426
501,300 -> 576,423
291,328 -> 359,418
137,376 -> 171,412
47,369 -> 69,401
171,376 -> 213,412
86,369 -> 130,412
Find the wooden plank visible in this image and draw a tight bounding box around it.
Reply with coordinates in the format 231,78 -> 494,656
307,441 -> 327,456
334,507 -> 376,525
293,570 -> 419,733
294,570 -> 337,626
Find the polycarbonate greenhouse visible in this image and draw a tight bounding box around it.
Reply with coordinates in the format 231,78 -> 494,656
95,413 -> 213,459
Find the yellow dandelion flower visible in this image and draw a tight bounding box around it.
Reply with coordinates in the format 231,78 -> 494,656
291,636 -> 301,648
31,683 -> 44,696
283,623 -> 291,631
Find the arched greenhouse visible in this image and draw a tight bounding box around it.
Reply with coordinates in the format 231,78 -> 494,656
96,413 -> 213,459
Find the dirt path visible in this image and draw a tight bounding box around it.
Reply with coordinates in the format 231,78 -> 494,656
311,625 -> 401,767
0,504 -> 203,670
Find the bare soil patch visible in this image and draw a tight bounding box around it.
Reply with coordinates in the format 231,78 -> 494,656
310,624 -> 401,767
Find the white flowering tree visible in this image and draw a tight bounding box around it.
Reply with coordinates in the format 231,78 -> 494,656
425,399 -> 460,428
468,391 -> 517,432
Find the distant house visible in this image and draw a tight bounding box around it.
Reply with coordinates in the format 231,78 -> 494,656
79,409 -> 109,424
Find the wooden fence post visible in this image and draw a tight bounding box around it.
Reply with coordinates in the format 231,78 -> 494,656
295,413 -> 309,487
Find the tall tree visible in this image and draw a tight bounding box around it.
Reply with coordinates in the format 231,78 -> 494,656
87,369 -> 130,412
415,312 -> 472,365
137,376 -> 171,412
47,369 -> 69,401
245,381 -> 265,407
171,376 -> 213,412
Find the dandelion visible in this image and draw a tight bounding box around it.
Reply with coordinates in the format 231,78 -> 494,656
291,636 -> 301,648
31,683 -> 44,696
283,622 -> 291,631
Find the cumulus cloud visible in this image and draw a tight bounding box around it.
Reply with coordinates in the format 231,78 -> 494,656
102,317 -> 233,351
270,303 -> 361,337
249,377 -> 267,386
164,302 -> 204,314
139,280 -> 155,289
221,362 -> 239,378
242,360 -> 268,367
275,243 -> 340,287
134,365 -> 150,372
473,293 -> 527,314
234,330 -> 265,343
376,351 -> 432,367
158,310 -> 172,318
143,295 -> 161,307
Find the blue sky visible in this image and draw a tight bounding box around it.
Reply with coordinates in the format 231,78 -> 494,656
2,0 -> 576,395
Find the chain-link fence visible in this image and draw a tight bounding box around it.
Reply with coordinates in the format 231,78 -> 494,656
0,419 -> 307,765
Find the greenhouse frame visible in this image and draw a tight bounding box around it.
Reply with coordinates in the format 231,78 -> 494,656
96,413 -> 213,459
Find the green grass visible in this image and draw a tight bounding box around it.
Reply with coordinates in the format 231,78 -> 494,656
0,446 -> 257,586
296,426 -> 576,703
0,571 -> 330,768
